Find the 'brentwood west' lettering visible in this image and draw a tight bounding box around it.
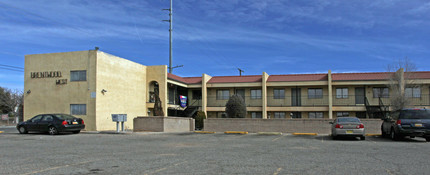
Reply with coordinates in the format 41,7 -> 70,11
31,71 -> 62,78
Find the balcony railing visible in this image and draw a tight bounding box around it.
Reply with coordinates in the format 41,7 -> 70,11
207,96 -> 262,107
267,96 -> 329,107
199,94 -> 430,107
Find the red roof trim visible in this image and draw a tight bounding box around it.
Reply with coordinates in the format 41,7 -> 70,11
168,73 -> 202,84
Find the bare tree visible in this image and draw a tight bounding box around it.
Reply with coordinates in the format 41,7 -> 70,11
387,58 -> 417,111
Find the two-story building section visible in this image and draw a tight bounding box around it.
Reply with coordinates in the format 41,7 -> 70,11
24,50 -> 430,131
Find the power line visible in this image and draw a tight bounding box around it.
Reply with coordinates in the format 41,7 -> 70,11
0,67 -> 24,72
0,64 -> 24,70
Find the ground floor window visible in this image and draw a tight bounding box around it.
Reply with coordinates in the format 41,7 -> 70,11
216,112 -> 227,118
356,112 -> 367,118
251,112 -> 262,118
70,104 -> 86,115
291,112 -> 301,118
274,112 -> 286,118
309,112 -> 323,118
336,112 -> 349,117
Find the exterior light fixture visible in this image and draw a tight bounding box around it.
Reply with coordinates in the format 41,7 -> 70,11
26,90 -> 31,94
101,89 -> 107,94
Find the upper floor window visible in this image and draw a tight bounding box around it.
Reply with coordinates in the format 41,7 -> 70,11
405,87 -> 421,98
251,89 -> 262,99
373,87 -> 389,98
308,88 -> 323,99
336,88 -> 348,99
217,90 -> 230,100
70,70 -> 86,81
192,90 -> 202,100
273,89 -> 285,99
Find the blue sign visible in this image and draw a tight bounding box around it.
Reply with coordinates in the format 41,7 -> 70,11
180,95 -> 187,108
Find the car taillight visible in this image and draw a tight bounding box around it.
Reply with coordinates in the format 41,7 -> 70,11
357,123 -> 364,129
335,124 -> 343,129
81,120 -> 84,125
62,120 -> 68,126
396,120 -> 401,125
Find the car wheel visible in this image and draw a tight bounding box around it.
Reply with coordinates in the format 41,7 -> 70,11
390,129 -> 399,141
426,137 -> 430,142
72,130 -> 80,134
360,136 -> 365,140
48,126 -> 58,135
18,126 -> 28,134
332,135 -> 337,140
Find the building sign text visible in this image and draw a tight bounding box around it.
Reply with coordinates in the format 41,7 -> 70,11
31,71 -> 62,78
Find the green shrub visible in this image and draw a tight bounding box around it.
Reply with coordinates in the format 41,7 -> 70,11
195,111 -> 206,130
225,94 -> 247,118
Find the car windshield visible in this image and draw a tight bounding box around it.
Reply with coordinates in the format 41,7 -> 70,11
338,117 -> 360,123
400,110 -> 430,119
54,114 -> 75,120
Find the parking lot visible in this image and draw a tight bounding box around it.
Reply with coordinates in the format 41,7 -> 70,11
1,127 -> 430,175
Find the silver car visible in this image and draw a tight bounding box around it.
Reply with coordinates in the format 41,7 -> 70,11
330,117 -> 365,140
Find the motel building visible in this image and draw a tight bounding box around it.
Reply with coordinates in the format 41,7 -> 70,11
24,49 -> 430,131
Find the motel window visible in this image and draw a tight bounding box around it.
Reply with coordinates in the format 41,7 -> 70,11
405,87 -> 421,98
336,88 -> 348,99
308,88 -> 323,99
274,112 -> 286,119
251,89 -> 262,99
217,90 -> 230,100
251,112 -> 262,119
337,112 -> 350,117
273,89 -> 285,99
70,70 -> 86,81
70,104 -> 86,115
309,112 -> 323,119
373,87 -> 389,98
192,90 -> 202,100
291,112 -> 302,118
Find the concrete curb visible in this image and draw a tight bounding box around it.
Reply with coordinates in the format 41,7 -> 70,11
224,131 -> 248,134
365,134 -> 381,136
194,131 -> 216,134
257,132 -> 282,135
292,133 -> 318,136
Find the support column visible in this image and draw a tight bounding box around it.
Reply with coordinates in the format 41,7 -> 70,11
262,72 -> 269,119
328,70 -> 333,119
202,74 -> 212,118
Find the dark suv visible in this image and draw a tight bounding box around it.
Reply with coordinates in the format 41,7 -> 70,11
381,109 -> 430,141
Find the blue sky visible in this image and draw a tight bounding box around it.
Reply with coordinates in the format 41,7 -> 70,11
1,0 -> 429,90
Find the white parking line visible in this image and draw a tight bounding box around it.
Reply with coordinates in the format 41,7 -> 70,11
21,159 -> 100,175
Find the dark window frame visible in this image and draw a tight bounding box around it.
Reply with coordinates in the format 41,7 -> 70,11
216,90 -> 230,100
273,88 -> 285,99
251,89 -> 262,99
70,70 -> 87,82
308,88 -> 323,99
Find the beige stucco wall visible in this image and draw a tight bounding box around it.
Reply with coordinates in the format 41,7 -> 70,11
24,50 -> 97,130
95,52 -> 147,131
146,65 -> 168,116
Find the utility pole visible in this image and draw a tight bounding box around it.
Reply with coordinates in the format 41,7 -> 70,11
163,0 -> 173,73
238,68 -> 244,76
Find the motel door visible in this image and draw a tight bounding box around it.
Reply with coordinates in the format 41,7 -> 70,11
235,89 -> 245,102
291,88 -> 301,106
355,87 -> 365,105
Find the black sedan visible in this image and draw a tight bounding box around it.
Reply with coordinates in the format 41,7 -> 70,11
17,114 -> 85,135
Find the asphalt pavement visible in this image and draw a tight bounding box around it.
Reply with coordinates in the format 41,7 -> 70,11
1,126 -> 429,175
